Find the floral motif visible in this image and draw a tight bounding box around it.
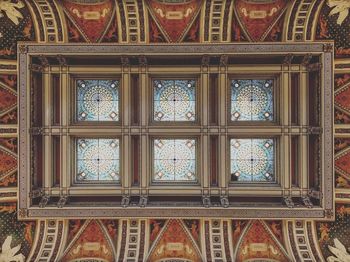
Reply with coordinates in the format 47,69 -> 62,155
327,238 -> 350,262
0,236 -> 24,262
0,0 -> 24,25
327,0 -> 350,25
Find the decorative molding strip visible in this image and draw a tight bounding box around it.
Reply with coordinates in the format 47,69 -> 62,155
26,0 -> 65,43
115,219 -> 146,261
28,220 -> 64,262
286,220 -> 325,262
0,60 -> 17,72
285,0 -> 324,41
206,219 -> 230,261
204,0 -> 227,42
118,0 -> 146,43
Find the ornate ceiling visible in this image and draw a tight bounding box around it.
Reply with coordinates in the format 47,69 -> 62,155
0,0 -> 349,261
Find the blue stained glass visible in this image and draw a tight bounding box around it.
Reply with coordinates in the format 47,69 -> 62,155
76,138 -> 120,182
230,138 -> 274,182
154,139 -> 196,182
231,79 -> 273,121
77,79 -> 119,121
154,80 -> 196,121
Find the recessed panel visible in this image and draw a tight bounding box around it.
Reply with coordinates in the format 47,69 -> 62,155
153,79 -> 196,122
76,79 -> 119,121
153,139 -> 196,182
231,79 -> 273,121
76,138 -> 120,182
230,138 -> 275,182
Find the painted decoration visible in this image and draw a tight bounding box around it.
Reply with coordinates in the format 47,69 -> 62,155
232,220 -> 249,248
316,1 -> 350,57
150,219 -> 166,245
0,1 -> 35,59
0,144 -> 17,182
0,203 -> 35,260
317,204 -> 350,259
61,0 -> 115,43
76,138 -> 120,182
230,139 -> 275,182
335,146 -> 350,188
183,220 -> 200,246
234,0 -> 288,41
147,219 -> 202,262
265,221 -> 283,244
153,79 -> 196,122
0,82 -> 16,115
335,74 -> 350,124
61,220 -> 115,261
235,220 -> 290,262
147,0 -> 202,43
154,139 -> 196,182
0,137 -> 17,187
100,220 -> 118,251
67,220 -> 86,243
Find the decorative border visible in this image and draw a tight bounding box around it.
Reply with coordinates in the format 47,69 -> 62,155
18,43 -> 334,219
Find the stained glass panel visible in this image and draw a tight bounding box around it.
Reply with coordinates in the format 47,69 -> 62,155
154,80 -> 196,122
230,138 -> 274,182
154,139 -> 196,182
76,138 -> 120,182
231,79 -> 273,121
77,79 -> 119,121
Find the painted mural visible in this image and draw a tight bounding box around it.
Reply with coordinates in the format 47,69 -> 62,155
317,204 -> 350,260
316,0 -> 350,57
234,220 -> 290,262
234,0 -> 288,42
0,1 -> 35,59
0,0 -> 349,261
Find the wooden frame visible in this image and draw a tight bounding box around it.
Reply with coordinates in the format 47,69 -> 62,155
18,43 -> 334,219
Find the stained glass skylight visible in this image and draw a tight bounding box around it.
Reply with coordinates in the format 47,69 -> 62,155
77,79 -> 119,121
230,138 -> 274,182
153,139 -> 196,182
231,79 -> 273,121
154,79 -> 196,122
76,138 -> 120,182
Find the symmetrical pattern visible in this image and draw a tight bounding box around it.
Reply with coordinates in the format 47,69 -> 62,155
76,138 -> 120,182
154,79 -> 196,122
230,138 -> 274,182
0,1 -> 346,261
231,79 -> 273,121
153,139 -> 196,182
234,220 -> 290,262
77,79 -> 119,121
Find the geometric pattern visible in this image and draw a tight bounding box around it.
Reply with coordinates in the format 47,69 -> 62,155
76,138 -> 120,182
77,79 -> 119,122
154,79 -> 196,122
154,139 -> 196,182
230,138 -> 275,182
231,79 -> 273,121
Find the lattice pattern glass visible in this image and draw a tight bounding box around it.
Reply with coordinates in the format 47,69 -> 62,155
154,139 -> 196,182
231,79 -> 273,121
76,138 -> 120,182
230,138 -> 274,182
77,79 -> 119,121
154,80 -> 196,121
